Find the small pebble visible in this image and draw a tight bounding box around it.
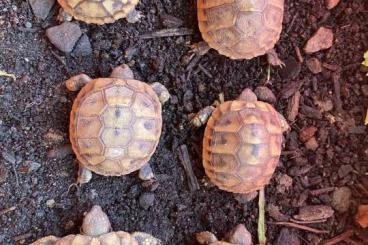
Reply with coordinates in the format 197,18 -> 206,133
228,224 -> 252,245
254,86 -> 276,104
72,34 -> 92,57
331,187 -> 351,213
305,137 -> 319,151
306,58 -> 322,74
26,161 -> 41,172
24,21 -> 32,28
29,0 -> 55,20
139,193 -> 155,210
46,199 -> 56,208
46,22 -> 82,53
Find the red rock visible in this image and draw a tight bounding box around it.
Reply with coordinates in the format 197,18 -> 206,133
306,58 -> 322,74
326,0 -> 340,10
304,27 -> 334,54
299,126 -> 318,142
356,205 -> 368,228
305,137 -> 319,151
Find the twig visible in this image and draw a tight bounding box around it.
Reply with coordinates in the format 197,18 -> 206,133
0,206 -> 16,215
198,64 -> 213,78
268,221 -> 329,234
258,187 -> 266,245
140,28 -> 193,39
290,218 -> 327,224
332,72 -> 343,115
322,229 -> 355,245
177,145 -> 200,192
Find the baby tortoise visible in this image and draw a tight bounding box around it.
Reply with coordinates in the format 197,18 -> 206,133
31,205 -> 161,245
66,65 -> 170,184
57,0 -> 142,24
193,89 -> 289,194
196,0 -> 285,65
196,224 -> 252,245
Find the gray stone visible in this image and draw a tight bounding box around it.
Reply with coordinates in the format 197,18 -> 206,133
46,22 -> 82,53
331,187 -> 352,213
30,0 -> 55,20
73,34 -> 92,57
139,193 -> 155,210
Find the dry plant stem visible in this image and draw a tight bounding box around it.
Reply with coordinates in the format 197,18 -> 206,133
322,229 -> 355,245
269,221 -> 329,234
258,187 -> 266,245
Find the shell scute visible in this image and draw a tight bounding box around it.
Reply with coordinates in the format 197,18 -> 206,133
78,91 -> 106,116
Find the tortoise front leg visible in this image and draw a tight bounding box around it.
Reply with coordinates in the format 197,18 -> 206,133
65,74 -> 92,91
191,106 -> 215,128
77,165 -> 92,185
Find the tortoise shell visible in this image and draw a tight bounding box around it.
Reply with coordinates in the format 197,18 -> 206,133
197,0 -> 284,59
57,0 -> 139,24
32,232 -> 140,245
203,100 -> 285,193
70,78 -> 162,176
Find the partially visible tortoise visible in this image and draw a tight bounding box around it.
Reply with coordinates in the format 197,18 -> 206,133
31,205 -> 161,245
57,0 -> 142,24
193,89 -> 288,194
196,224 -> 252,245
196,0 -> 285,65
66,65 -> 170,184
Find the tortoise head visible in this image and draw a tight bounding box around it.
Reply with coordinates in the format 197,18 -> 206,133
238,88 -> 257,102
82,205 -> 111,237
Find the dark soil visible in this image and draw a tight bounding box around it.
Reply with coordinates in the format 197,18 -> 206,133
1,0 -> 368,244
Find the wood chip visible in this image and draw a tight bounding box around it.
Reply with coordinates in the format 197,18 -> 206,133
287,91 -> 301,121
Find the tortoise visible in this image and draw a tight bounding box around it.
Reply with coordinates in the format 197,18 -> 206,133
196,224 -> 252,245
31,205 -> 161,245
66,65 -> 170,184
193,89 -> 289,194
195,0 -> 285,65
57,0 -> 142,24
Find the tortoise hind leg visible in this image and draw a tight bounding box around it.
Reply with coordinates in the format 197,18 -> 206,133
126,8 -> 143,23
191,41 -> 211,56
138,164 -> 154,181
266,49 -> 285,67
110,64 -> 134,80
65,74 -> 92,91
150,82 -> 170,104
